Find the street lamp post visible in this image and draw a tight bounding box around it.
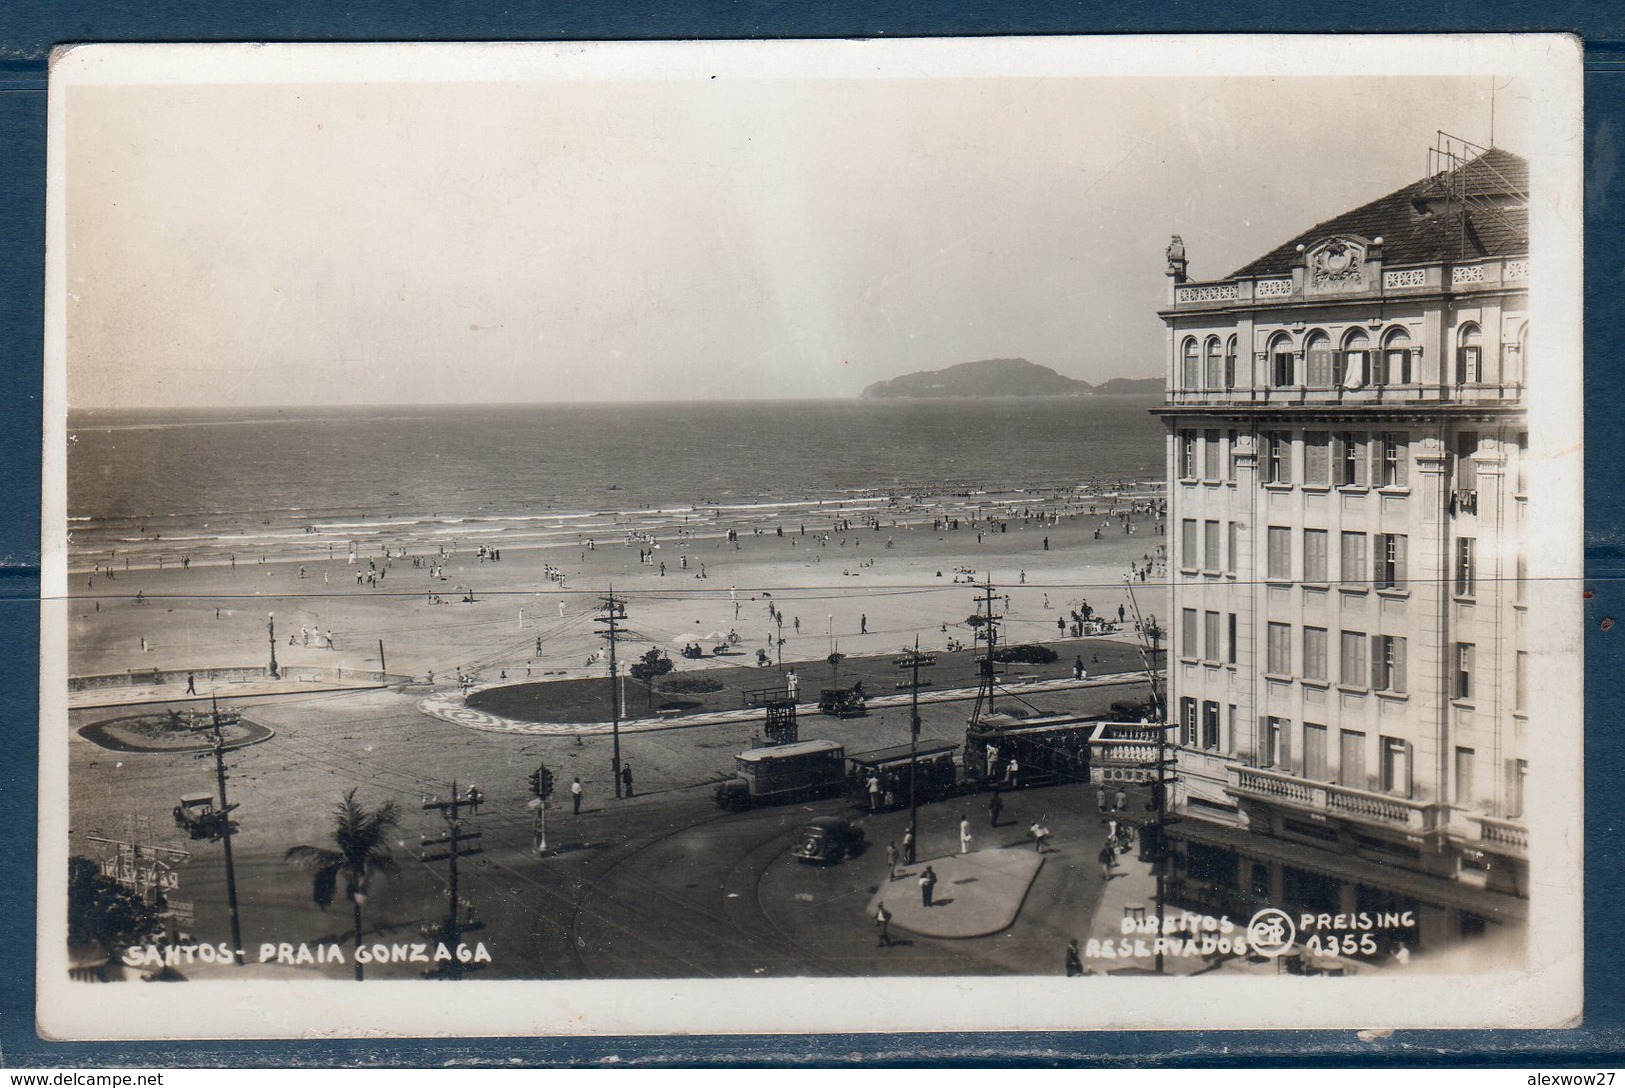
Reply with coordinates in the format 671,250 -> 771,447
267,612 -> 279,679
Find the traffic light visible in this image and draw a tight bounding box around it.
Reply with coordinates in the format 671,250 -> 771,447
529,765 -> 555,800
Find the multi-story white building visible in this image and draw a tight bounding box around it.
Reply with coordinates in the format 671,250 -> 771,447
1154,144 -> 1529,952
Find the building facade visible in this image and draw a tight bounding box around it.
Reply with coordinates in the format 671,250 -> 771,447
1154,146 -> 1529,952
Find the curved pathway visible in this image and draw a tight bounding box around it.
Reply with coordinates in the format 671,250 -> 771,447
417,671 -> 1154,737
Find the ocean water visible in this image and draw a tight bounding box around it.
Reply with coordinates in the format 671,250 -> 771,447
67,397 -> 1164,569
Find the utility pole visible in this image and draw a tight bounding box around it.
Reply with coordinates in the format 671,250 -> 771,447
205,697 -> 244,965
420,781 -> 485,979
970,577 -> 1003,724
267,612 -> 279,679
894,638 -> 936,859
1123,576 -> 1175,974
595,590 -> 627,799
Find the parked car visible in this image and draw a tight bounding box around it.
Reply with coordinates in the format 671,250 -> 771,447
791,815 -> 865,863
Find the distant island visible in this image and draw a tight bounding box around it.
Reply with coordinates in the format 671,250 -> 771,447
858,358 -> 1162,399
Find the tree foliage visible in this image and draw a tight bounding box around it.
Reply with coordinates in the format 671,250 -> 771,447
68,855 -> 161,958
285,788 -> 401,910
629,648 -> 675,705
286,788 -> 401,981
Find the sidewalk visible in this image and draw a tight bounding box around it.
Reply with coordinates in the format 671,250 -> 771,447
873,847 -> 1046,940
68,675 -> 397,710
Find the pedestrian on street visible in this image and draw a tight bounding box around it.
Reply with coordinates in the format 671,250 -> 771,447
571,776 -> 583,815
868,774 -> 882,812
988,791 -> 1003,827
1098,841 -> 1117,878
1031,822 -> 1051,853
919,865 -> 937,908
1005,757 -> 1020,788
621,764 -> 635,797
885,841 -> 898,881
786,669 -> 799,699
903,826 -> 916,865
1097,785 -> 1107,811
1106,818 -> 1118,842
959,815 -> 972,854
875,902 -> 893,947
1065,939 -> 1083,977
1114,787 -> 1127,813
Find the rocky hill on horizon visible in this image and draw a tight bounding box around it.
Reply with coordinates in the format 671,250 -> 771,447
859,358 -> 1160,399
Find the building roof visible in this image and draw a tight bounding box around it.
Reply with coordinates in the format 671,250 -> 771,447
737,739 -> 842,761
1229,147 -> 1528,279
848,739 -> 959,765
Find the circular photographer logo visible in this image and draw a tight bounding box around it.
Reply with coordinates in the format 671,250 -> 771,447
1246,908 -> 1297,958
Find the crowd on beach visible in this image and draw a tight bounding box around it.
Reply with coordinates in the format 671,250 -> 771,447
69,480 -> 1170,687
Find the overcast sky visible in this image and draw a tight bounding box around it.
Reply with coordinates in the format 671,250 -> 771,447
62,62 -> 1531,408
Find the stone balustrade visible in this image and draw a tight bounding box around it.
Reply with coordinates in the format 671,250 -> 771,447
1228,764 -> 1435,832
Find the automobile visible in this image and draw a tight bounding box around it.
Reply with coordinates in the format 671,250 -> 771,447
791,816 -> 865,863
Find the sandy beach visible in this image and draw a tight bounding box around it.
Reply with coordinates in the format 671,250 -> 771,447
67,508 -> 1168,685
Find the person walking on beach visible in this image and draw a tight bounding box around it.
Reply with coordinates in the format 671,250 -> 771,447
885,841 -> 899,881
919,866 -> 937,908
571,776 -> 583,815
185,673 -> 196,695
786,670 -> 799,699
958,815 -> 973,854
1074,656 -> 1086,680
860,613 -> 868,634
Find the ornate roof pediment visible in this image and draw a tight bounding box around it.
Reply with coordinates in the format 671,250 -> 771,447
1303,235 -> 1370,294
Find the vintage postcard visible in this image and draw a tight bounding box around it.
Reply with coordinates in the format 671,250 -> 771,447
38,36 -> 1584,1039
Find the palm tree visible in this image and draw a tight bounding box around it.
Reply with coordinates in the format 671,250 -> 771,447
285,788 -> 401,981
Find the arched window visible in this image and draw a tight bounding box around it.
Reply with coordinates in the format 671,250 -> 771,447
1379,327 -> 1413,386
1181,337 -> 1200,389
1340,329 -> 1370,389
1269,333 -> 1296,388
1203,337 -> 1223,390
1456,322 -> 1483,385
1305,331 -> 1334,388
1224,334 -> 1238,389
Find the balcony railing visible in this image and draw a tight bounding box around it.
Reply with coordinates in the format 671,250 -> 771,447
1470,814 -> 1529,853
1164,384 -> 1524,409
1227,765 -> 1440,833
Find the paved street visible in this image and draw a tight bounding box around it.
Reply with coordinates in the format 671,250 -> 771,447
67,671 -> 1148,981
